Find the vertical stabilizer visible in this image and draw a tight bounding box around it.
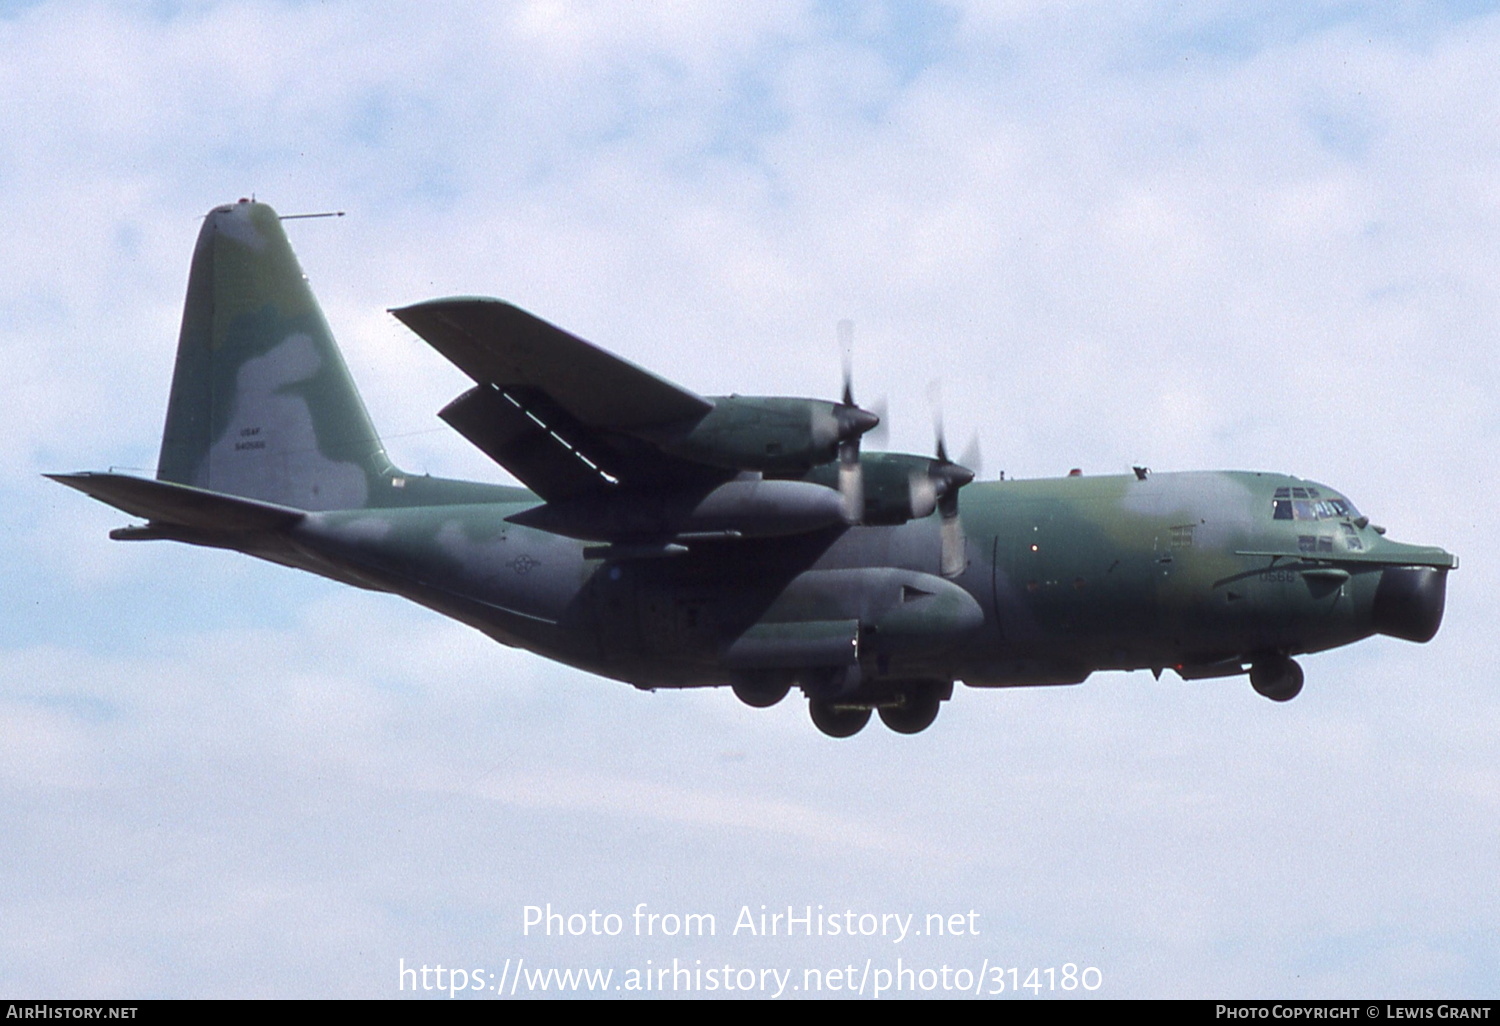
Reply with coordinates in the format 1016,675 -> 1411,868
157,199 -> 393,510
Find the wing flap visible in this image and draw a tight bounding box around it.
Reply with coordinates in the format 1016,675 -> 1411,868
439,384 -> 731,502
438,386 -> 613,502
392,297 -> 713,430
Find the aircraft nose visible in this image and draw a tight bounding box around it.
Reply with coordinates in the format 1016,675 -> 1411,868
1372,566 -> 1449,643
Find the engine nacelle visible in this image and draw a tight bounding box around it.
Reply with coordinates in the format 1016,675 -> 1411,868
646,395 -> 875,473
507,477 -> 845,543
799,452 -> 944,525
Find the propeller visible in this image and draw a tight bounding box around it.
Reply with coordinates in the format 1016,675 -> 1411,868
926,381 -> 976,578
838,320 -> 889,444
958,434 -> 983,480
834,319 -> 881,524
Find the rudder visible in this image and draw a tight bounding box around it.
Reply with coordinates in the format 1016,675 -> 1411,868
157,199 -> 394,510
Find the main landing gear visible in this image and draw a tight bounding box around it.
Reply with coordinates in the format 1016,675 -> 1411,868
805,680 -> 953,738
1249,652 -> 1304,702
730,671 -> 792,709
808,700 -> 872,738
730,672 -> 953,736
877,683 -> 945,734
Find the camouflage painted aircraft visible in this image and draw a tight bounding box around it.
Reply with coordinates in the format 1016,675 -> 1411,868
52,200 -> 1457,736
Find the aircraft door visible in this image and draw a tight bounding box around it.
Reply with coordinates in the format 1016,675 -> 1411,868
591,563 -> 641,659
1007,505 -> 1113,638
988,504 -> 1046,648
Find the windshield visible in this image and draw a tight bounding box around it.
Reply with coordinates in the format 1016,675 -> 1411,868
1271,486 -> 1360,522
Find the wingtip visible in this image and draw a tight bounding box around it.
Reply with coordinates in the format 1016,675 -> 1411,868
390,296 -> 510,327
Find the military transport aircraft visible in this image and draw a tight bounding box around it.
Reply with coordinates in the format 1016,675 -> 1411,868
51,200 -> 1457,736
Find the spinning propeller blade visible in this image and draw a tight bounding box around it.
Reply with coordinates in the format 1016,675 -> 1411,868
834,319 -> 881,524
927,380 -> 975,577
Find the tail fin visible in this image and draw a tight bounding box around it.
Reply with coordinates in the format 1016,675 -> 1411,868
157,199 -> 394,510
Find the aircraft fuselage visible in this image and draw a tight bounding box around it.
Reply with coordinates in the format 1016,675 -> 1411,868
54,200 -> 1455,736
285,468 -> 1450,694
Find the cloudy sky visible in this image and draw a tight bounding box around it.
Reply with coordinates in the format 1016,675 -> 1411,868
3,0 -> 1497,999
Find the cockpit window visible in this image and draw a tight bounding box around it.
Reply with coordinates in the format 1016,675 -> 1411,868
1271,488 -> 1360,521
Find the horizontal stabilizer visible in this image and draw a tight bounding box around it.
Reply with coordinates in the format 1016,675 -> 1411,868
47,472 -> 305,533
391,297 -> 714,430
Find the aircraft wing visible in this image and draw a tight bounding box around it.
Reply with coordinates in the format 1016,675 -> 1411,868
391,297 -> 713,429
437,382 -> 732,502
392,297 -> 729,502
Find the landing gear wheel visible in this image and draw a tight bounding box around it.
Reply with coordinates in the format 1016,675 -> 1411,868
731,674 -> 791,708
809,699 -> 871,738
1250,654 -> 1304,702
878,685 -> 943,734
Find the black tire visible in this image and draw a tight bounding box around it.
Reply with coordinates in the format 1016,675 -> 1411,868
1250,655 -> 1304,702
731,674 -> 791,708
809,699 -> 871,738
878,685 -> 943,734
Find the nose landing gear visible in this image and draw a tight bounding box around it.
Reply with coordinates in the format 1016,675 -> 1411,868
1249,652 -> 1304,702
